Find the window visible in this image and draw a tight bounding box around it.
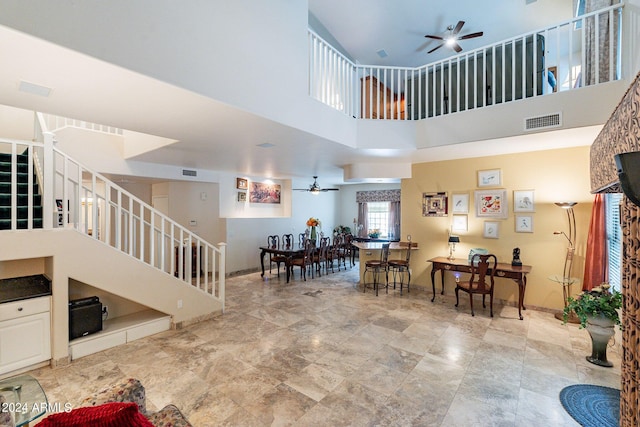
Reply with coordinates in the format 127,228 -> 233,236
605,193 -> 622,291
367,202 -> 390,237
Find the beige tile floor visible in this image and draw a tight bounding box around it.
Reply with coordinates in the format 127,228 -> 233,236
30,263 -> 621,426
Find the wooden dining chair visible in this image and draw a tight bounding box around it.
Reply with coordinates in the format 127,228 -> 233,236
289,239 -> 315,281
455,253 -> 498,316
267,235 -> 285,276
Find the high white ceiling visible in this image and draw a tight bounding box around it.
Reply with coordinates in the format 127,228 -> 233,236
0,0 -> 593,187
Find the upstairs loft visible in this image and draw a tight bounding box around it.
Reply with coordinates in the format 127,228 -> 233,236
309,4 -> 625,125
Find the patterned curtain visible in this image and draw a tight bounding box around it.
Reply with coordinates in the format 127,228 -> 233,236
389,201 -> 401,240
357,203 -> 368,238
582,194 -> 608,291
584,0 -> 619,86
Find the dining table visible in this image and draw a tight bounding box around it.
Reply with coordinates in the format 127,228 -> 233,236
259,246 -> 305,283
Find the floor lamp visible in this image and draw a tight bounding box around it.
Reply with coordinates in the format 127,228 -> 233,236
552,202 -> 580,322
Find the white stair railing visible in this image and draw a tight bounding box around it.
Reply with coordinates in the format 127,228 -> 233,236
310,3 -> 625,120
0,136 -> 225,306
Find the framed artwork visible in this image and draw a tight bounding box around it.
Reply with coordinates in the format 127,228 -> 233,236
483,221 -> 500,239
477,169 -> 502,187
451,193 -> 469,213
236,177 -> 248,190
237,192 -> 247,202
452,214 -> 468,232
422,192 -> 448,217
515,215 -> 533,233
513,190 -> 535,212
475,189 -> 508,218
250,182 -> 281,204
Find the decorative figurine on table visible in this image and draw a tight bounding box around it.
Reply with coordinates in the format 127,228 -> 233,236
512,247 -> 522,266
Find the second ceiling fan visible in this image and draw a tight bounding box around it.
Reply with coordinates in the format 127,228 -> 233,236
424,20 -> 483,54
293,176 -> 339,194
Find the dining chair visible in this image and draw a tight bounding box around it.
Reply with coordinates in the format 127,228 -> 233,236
298,232 -> 307,249
455,253 -> 498,316
289,239 -> 315,281
387,241 -> 416,295
341,233 -> 354,268
281,233 -> 294,251
267,235 -> 285,276
330,234 -> 344,271
314,237 -> 330,275
363,243 -> 390,296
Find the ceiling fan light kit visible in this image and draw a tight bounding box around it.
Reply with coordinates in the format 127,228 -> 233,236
424,20 -> 483,54
293,176 -> 339,194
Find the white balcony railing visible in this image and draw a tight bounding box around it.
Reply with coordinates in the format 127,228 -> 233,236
309,3 -> 624,120
0,135 -> 225,306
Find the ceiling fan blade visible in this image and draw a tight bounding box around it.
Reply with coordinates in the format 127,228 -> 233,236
452,42 -> 463,53
459,31 -> 484,40
452,20 -> 465,35
427,43 -> 444,54
424,35 -> 444,40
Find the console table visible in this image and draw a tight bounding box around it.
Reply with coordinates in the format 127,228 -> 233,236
428,257 -> 532,320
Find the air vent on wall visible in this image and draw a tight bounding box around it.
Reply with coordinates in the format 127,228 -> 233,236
524,112 -> 562,131
182,169 -> 197,177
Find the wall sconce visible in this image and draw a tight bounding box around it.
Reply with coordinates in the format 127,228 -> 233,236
615,151 -> 640,206
448,235 -> 460,260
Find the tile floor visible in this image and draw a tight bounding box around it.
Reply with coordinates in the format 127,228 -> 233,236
29,263 -> 621,426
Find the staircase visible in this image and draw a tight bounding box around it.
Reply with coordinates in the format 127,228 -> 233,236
0,151 -> 43,230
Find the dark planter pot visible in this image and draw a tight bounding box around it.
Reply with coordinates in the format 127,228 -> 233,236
585,314 -> 616,367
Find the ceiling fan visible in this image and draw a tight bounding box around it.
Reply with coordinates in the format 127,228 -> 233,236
293,176 -> 339,194
424,20 -> 483,54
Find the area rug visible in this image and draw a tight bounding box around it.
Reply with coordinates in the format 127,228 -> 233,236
559,384 -> 620,427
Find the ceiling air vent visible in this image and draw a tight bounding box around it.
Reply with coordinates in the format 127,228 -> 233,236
524,112 -> 562,131
182,169 -> 197,177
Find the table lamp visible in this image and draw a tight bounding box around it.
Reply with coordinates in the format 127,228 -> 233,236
448,235 -> 460,260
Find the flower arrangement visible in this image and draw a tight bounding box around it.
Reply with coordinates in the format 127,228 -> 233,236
306,217 -> 320,228
368,229 -> 381,238
333,225 -> 351,235
563,283 -> 622,329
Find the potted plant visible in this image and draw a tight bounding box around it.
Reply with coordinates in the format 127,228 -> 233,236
563,283 -> 622,367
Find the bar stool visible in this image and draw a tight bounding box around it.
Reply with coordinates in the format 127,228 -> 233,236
388,241 -> 416,295
363,243 -> 390,296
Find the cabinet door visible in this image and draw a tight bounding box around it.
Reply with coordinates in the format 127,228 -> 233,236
0,312 -> 51,374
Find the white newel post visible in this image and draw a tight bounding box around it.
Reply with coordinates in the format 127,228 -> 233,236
218,242 -> 226,312
42,131 -> 55,229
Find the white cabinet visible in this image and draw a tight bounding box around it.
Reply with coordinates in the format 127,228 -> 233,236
0,296 -> 51,375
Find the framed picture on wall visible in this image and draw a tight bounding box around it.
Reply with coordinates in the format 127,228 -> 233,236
422,192 -> 448,217
451,193 -> 469,213
250,182 -> 281,204
483,221 -> 500,239
513,190 -> 535,212
237,192 -> 247,202
452,214 -> 468,232
475,189 -> 508,218
236,177 -> 248,190
515,215 -> 533,233
477,169 -> 502,187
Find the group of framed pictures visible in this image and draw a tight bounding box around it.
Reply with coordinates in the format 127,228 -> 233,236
425,168 -> 535,238
236,177 -> 282,204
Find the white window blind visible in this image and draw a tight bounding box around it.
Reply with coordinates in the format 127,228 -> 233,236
605,193 -> 622,291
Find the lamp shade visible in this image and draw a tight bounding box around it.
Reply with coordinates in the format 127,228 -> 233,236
448,236 -> 460,243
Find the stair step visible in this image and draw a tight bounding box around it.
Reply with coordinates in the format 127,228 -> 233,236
0,218 -> 43,230
0,206 -> 43,219
0,171 -> 31,183
0,183 -> 39,194
0,162 -> 29,174
0,153 -> 29,164
0,194 -> 42,206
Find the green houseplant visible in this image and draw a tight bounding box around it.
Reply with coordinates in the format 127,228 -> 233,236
563,284 -> 622,367
563,284 -> 622,329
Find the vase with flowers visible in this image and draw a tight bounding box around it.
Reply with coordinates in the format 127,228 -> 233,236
306,217 -> 320,243
563,283 -> 622,367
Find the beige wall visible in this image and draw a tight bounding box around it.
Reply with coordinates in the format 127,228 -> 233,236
403,146 -> 593,312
